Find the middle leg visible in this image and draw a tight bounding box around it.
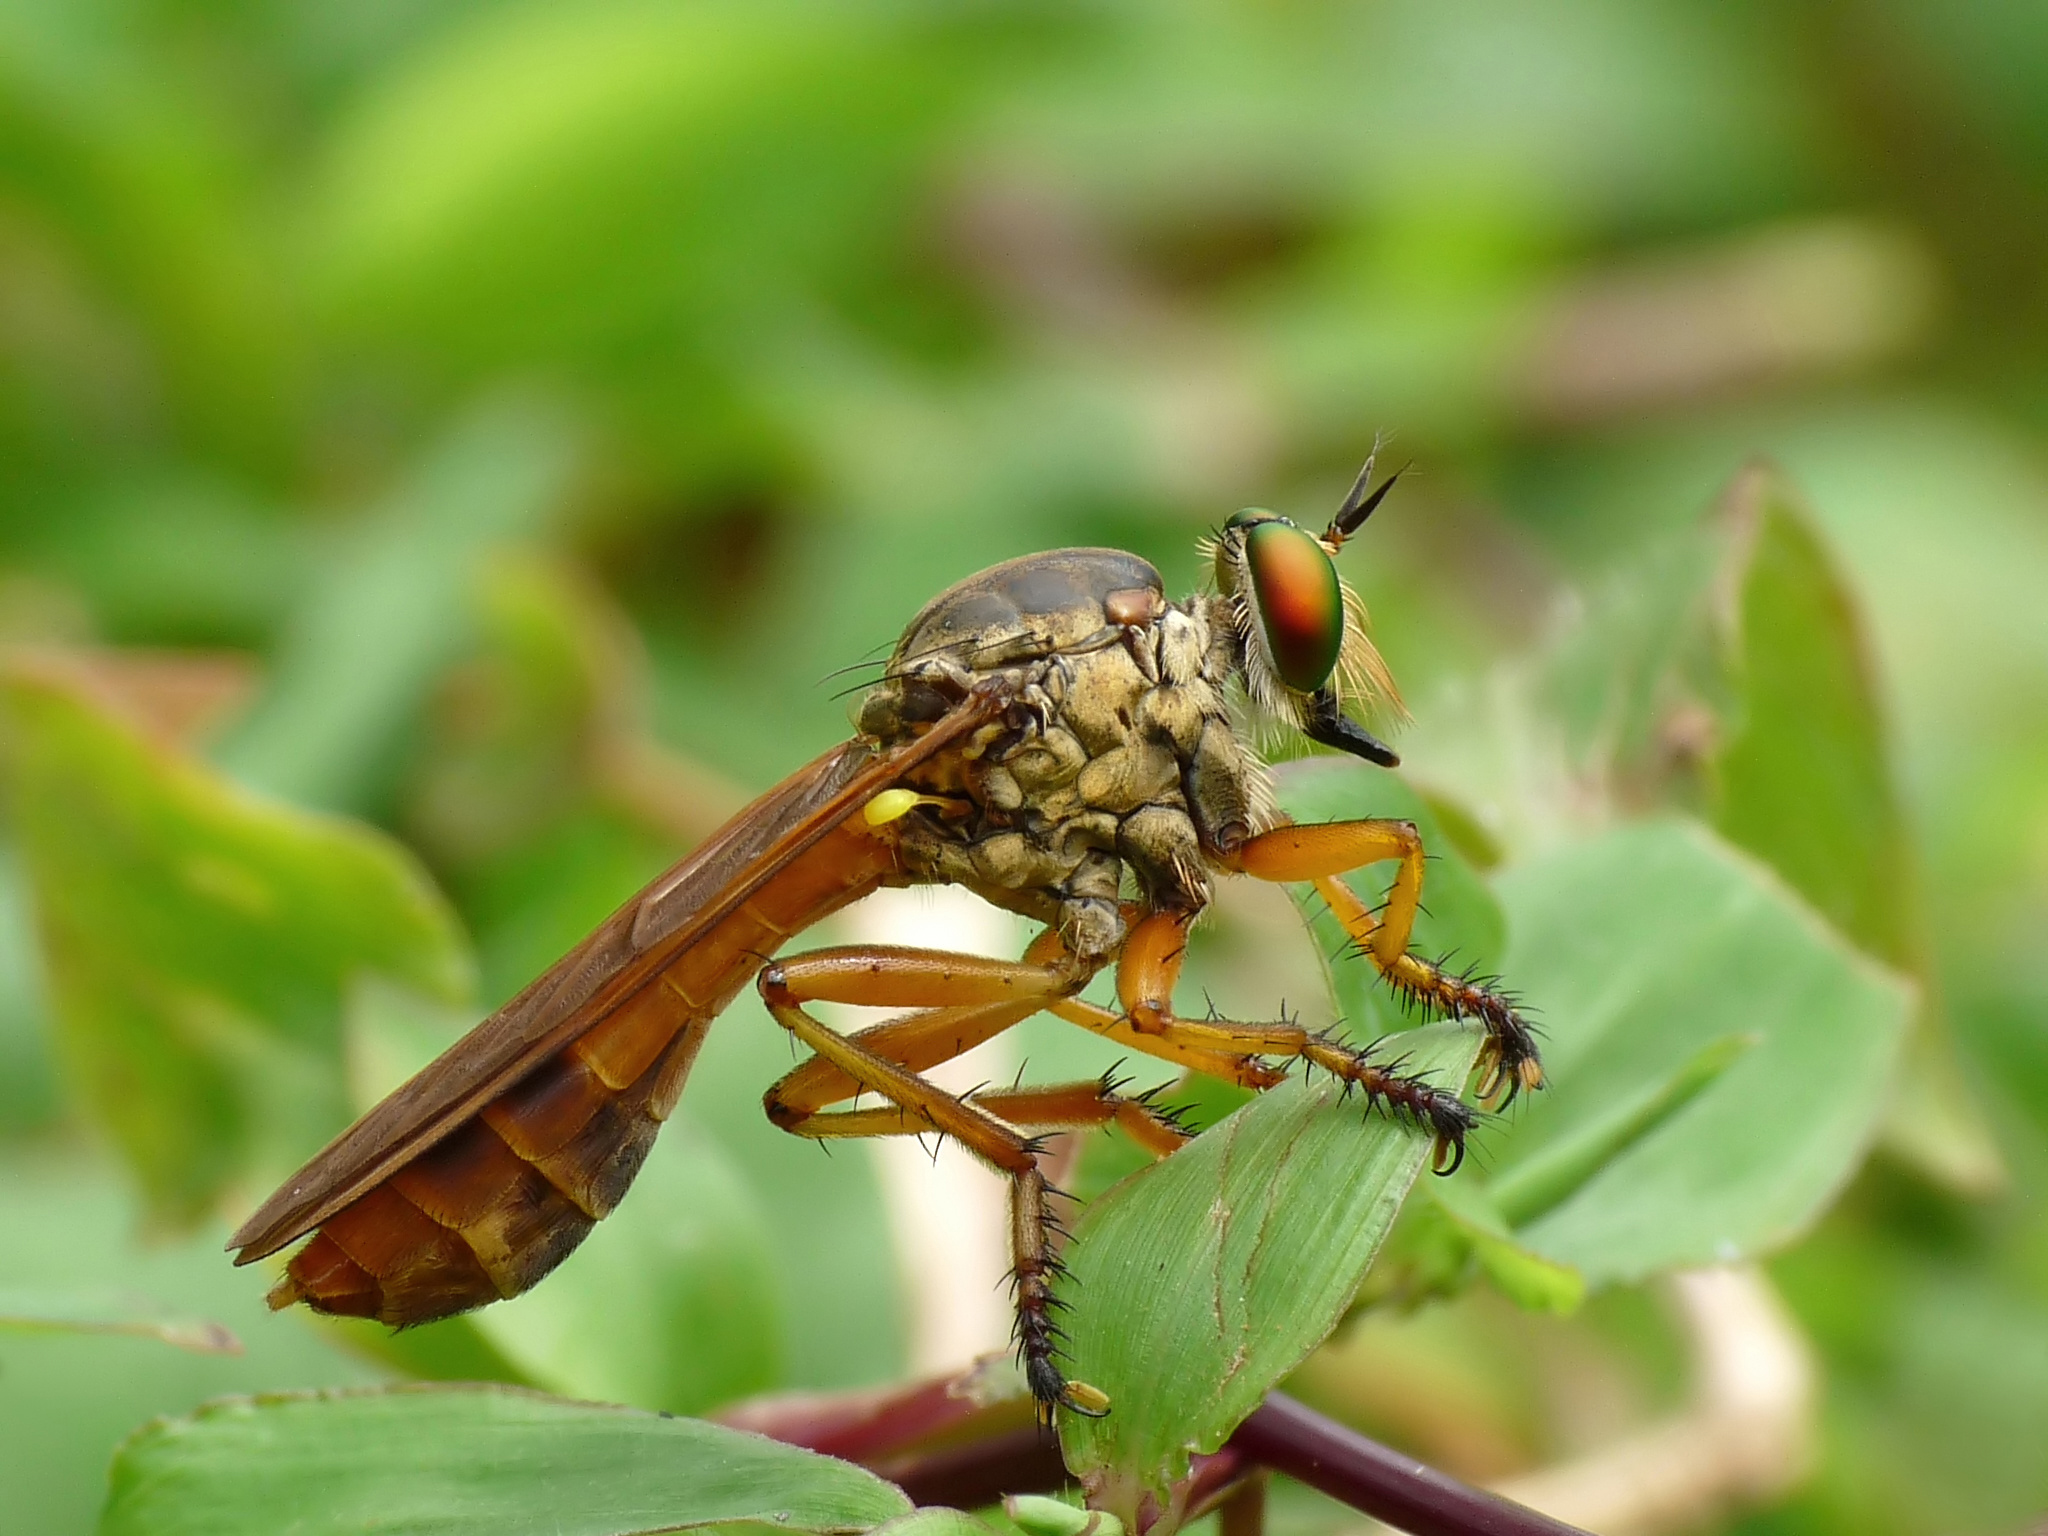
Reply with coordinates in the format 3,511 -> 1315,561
754,941 -> 1121,1418
1085,910 -> 1480,1172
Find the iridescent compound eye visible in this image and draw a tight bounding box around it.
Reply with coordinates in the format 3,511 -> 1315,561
1243,518 -> 1343,692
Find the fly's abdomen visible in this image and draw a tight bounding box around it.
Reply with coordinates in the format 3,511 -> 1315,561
268,978 -> 716,1324
267,821 -> 897,1326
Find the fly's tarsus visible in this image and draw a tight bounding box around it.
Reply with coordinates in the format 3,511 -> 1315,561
1014,1247 -> 1111,1421
1370,948 -> 1544,1109
1300,1033 -> 1478,1174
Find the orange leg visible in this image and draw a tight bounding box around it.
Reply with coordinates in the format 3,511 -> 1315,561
756,942 -> 1116,1419
1097,909 -> 1480,1171
773,1072 -> 1195,1161
761,943 -> 1085,1115
1233,819 -> 1544,1105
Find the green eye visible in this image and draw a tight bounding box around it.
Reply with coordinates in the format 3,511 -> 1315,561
1244,519 -> 1343,692
1224,507 -> 1268,531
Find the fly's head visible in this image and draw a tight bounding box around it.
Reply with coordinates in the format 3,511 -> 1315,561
1204,452 -> 1409,767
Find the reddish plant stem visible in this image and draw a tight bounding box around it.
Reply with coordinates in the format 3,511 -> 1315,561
731,1376 -> 1589,1536
1230,1394 -> 1589,1536
884,1426 -> 1069,1511
1214,1469 -> 1268,1536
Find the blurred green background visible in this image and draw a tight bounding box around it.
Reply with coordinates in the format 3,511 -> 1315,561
0,0 -> 2046,1532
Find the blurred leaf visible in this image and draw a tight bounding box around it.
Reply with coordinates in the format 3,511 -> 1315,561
468,1119 -> 783,1415
1057,1024 -> 1480,1513
410,551 -> 745,864
876,1513 -> 1005,1536
1489,820 -> 1912,1284
408,553 -> 625,861
1710,464 -> 1910,961
312,0 -> 955,477
0,663 -> 471,1227
1416,1180 -> 1584,1316
1552,463 -> 2003,1195
21,475 -> 307,649
215,400 -> 578,814
1706,464 -> 2001,1193
0,43 -> 300,477
98,1385 -> 914,1536
0,1288 -> 240,1355
0,846 -> 61,1131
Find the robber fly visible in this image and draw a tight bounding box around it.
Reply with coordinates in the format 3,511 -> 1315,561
229,455 -> 1542,1419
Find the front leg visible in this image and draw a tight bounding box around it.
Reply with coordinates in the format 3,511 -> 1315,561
1231,819 -> 1543,1106
1100,910 -> 1480,1172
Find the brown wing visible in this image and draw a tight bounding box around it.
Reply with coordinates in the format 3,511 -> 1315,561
227,688 -> 1002,1323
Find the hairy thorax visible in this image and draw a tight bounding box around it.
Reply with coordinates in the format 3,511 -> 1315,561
856,548 -> 1274,962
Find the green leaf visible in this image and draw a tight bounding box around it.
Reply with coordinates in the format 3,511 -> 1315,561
875,1512 -> 1007,1536
214,400 -> 578,815
1487,1029 -> 1758,1228
98,1385 -> 912,1536
1056,1024 -> 1480,1512
1544,463 -> 1999,1194
1002,1496 -> 1120,1536
0,1288 -> 240,1355
1710,464 -> 1913,963
1489,820 -> 1912,1284
0,666 -> 472,1227
1706,464 -> 2000,1192
467,1120 -> 784,1415
1422,1181 -> 1585,1315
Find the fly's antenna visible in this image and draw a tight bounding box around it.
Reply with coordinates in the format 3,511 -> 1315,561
1324,440 -> 1408,552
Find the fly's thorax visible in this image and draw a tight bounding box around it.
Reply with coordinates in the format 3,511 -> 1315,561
855,548 -> 1274,959
855,547 -> 1166,744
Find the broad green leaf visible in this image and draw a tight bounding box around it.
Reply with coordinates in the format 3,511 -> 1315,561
1544,463 -> 1997,1193
1707,465 -> 1999,1192
1420,1180 -> 1584,1315
0,1288 -> 240,1355
1057,1024 -> 1481,1514
1711,464 -> 1914,965
1489,820 -> 1912,1283
98,1385 -> 912,1536
1488,1030 -> 1758,1228
0,667 -> 472,1227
